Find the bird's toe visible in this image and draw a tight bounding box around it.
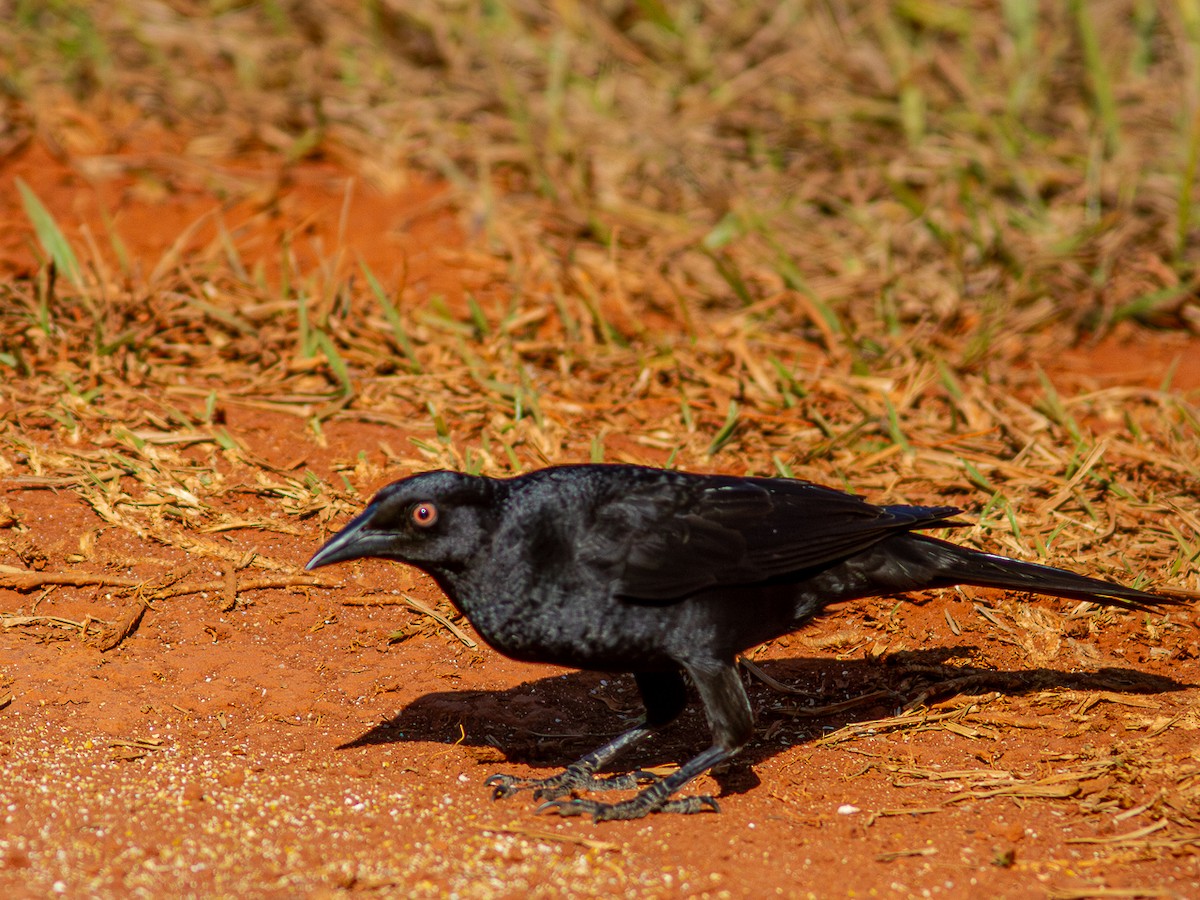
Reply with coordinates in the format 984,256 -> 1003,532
659,795 -> 720,815
535,798 -> 612,820
485,773 -> 535,800
531,783 -> 571,801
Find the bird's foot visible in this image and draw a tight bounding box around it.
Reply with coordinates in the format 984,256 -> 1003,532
537,794 -> 720,822
486,764 -> 657,802
487,758 -> 722,820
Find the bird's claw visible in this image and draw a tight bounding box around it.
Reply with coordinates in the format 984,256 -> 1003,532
487,768 -> 716,818
486,771 -> 574,801
486,767 -> 657,802
485,773 -> 535,800
535,797 -> 594,818
535,793 -> 720,822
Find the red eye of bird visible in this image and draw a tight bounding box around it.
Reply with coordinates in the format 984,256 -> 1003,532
411,502 -> 438,528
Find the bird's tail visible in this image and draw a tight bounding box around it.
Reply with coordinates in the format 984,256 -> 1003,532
909,535 -> 1188,614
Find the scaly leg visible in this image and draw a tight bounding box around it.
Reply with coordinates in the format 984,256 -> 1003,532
486,670 -> 688,802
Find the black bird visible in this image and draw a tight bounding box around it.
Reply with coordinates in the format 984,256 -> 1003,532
306,464 -> 1182,821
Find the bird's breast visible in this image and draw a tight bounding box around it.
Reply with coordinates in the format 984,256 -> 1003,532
452,578 -> 682,671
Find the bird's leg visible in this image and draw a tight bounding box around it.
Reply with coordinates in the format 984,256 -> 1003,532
487,670 -> 688,802
537,659 -> 753,821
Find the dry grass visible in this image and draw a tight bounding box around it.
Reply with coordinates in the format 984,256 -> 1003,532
2,0 -> 1200,895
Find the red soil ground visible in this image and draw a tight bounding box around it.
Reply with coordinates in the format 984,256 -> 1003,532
2,138 -> 1198,898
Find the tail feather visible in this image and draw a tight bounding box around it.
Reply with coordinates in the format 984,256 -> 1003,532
912,535 -> 1184,614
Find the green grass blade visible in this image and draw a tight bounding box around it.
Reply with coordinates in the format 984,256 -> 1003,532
360,260 -> 421,372
16,178 -> 83,289
707,400 -> 741,456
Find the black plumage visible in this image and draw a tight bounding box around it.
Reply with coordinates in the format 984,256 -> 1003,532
306,464 -> 1182,821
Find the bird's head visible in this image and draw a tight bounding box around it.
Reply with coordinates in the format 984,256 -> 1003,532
305,470 -> 500,577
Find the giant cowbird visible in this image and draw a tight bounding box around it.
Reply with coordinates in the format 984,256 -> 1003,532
306,464 -> 1182,821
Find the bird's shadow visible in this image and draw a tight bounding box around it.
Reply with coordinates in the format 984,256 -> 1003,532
337,647 -> 1194,800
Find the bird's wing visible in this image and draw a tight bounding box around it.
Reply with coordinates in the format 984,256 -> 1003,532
590,475 -> 961,602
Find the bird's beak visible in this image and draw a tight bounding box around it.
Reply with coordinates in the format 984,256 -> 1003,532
306,506 -> 382,570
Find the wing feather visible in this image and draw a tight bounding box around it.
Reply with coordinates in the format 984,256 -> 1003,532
589,474 -> 960,602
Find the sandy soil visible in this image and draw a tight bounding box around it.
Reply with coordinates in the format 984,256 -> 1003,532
2,140 -> 1199,899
